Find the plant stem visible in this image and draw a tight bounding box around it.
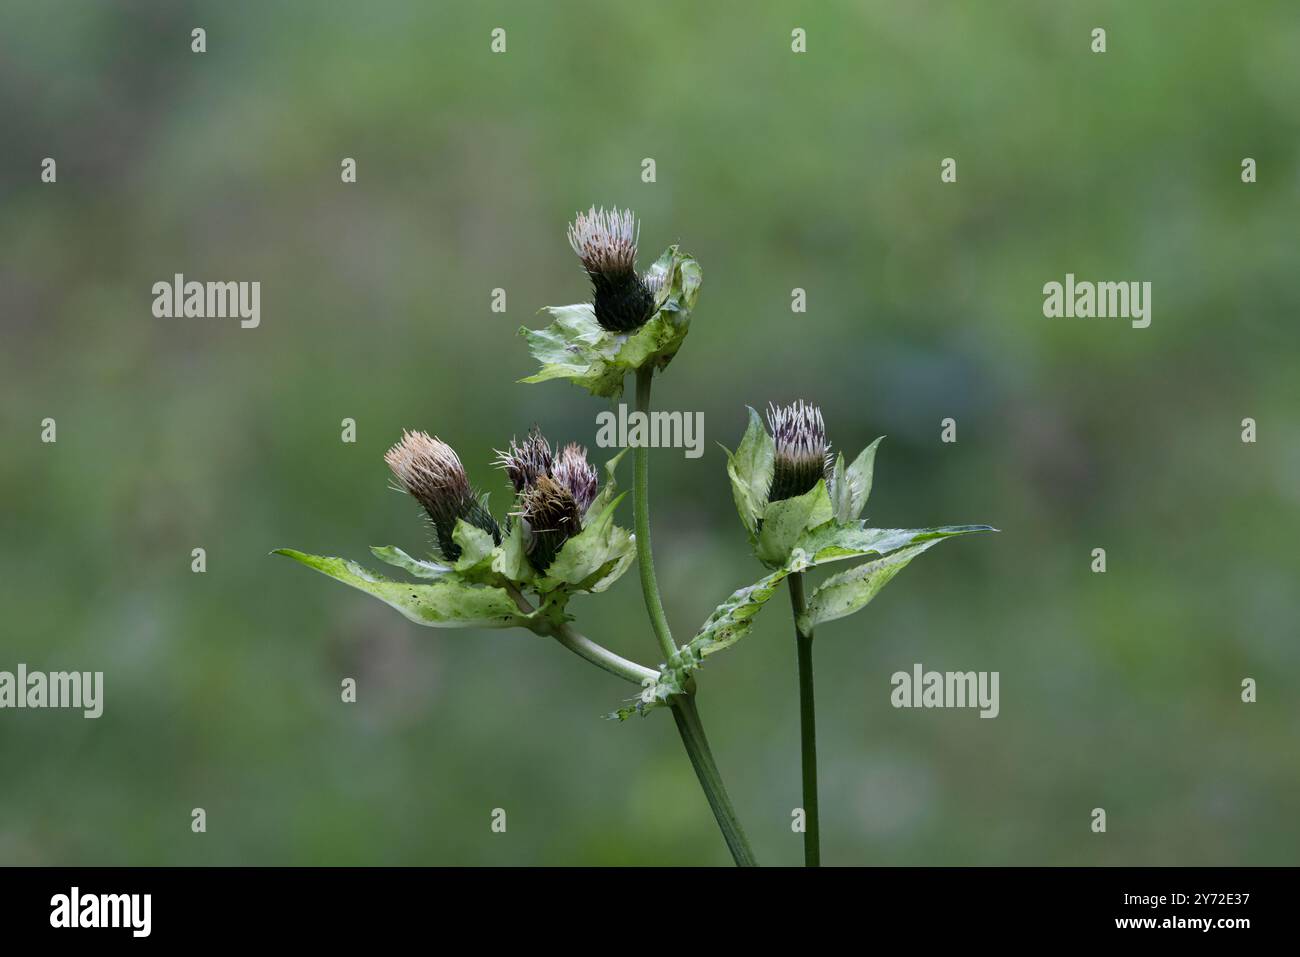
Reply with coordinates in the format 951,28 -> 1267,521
506,583 -> 657,686
630,366 -> 758,867
671,694 -> 758,867
552,620 -> 658,685
633,366 -> 677,663
788,570 -> 820,867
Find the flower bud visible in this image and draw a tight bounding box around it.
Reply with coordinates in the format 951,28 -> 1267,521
384,430 -> 500,560
518,475 -> 584,570
568,206 -> 659,332
766,400 -> 832,502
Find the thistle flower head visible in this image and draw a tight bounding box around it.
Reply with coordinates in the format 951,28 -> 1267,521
551,442 -> 599,514
494,426 -> 553,493
567,206 -> 658,333
517,475 -> 584,570
497,429 -> 600,568
385,430 -> 471,516
385,430 -> 500,560
766,400 -> 832,502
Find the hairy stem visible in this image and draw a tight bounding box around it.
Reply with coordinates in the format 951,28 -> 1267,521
633,366 -> 677,662
788,570 -> 820,867
672,694 -> 758,867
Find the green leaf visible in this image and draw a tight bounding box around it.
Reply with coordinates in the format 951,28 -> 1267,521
645,243 -> 702,320
537,492 -> 635,590
518,303 -> 625,397
611,568 -> 790,720
272,549 -> 526,629
608,312 -> 686,371
686,567 -> 791,659
610,521 -> 997,717
369,546 -> 450,579
788,522 -> 996,571
797,541 -> 934,632
828,452 -> 849,523
585,447 -> 629,523
452,520 -> 499,579
722,406 -> 774,540
580,535 -> 635,593
831,437 -> 883,522
519,246 -> 701,398
755,480 -> 833,566
490,520 -> 533,583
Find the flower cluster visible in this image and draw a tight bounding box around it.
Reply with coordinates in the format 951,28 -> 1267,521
520,208 -> 702,399
277,422 -> 635,636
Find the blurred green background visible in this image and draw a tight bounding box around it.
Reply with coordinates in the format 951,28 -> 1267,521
2,0 -> 1297,866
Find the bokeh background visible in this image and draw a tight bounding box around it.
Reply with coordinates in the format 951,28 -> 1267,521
2,0 -> 1297,866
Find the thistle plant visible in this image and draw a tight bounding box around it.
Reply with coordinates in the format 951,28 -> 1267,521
274,206 -> 993,867
717,402 -> 997,865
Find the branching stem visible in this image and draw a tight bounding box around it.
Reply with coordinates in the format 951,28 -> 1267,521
507,583 -> 657,685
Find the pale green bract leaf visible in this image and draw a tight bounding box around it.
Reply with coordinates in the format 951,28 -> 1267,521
538,493 -> 635,591
788,522 -> 996,572
611,568 -> 791,720
797,542 -> 934,631
452,521 -> 499,580
584,447 -> 629,523
491,520 -> 533,583
518,303 -> 623,395
272,549 -> 527,629
829,452 -> 849,523
580,535 -> 635,593
756,480 -> 833,567
369,546 -> 450,579
530,485 -> 637,618
519,245 -> 700,399
831,437 -> 883,523
722,406 -> 774,540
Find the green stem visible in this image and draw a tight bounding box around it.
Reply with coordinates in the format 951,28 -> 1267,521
507,584 -> 657,686
515,590 -> 756,866
671,694 -> 758,867
552,621 -> 659,686
788,571 -> 820,867
630,366 -> 758,867
633,366 -> 677,663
